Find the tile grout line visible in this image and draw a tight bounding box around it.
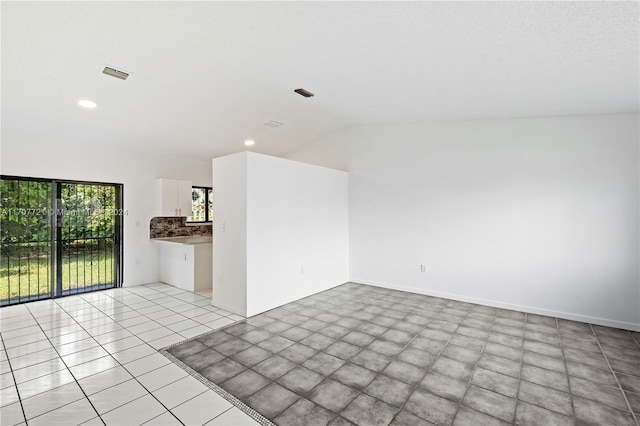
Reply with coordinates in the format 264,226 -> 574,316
281,292 -> 639,425
91,285 -> 243,423
16,287 -> 240,423
629,330 -> 640,350
92,292 -> 190,343
96,286 -> 640,426
277,291 -> 507,424
1,283 -> 232,426
445,304 -> 501,425
57,287 -> 189,425
0,332 -> 28,425
23,300 -> 105,425
9,286 -> 192,425
179,289 -> 503,425
200,406 -> 240,426
106,286 -> 234,341
90,293 -> 179,346
4,283 -> 638,426
509,311 -> 527,426
211,288 -> 399,423
159,287 -> 407,424
589,324 -> 639,426
556,317 -> 578,424
161,349 -> 275,426
341,292 -> 448,424
249,287 -> 394,421
295,287 -> 456,423
161,286 -> 405,424
628,330 -> 640,422
327,288 -> 443,423
255,289 -> 521,424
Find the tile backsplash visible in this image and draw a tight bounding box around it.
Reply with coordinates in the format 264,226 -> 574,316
149,217 -> 212,238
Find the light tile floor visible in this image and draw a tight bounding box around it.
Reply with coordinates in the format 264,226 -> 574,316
0,283 -> 258,426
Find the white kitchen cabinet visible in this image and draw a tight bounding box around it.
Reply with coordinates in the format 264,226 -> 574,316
176,180 -> 192,217
155,178 -> 192,217
155,236 -> 213,292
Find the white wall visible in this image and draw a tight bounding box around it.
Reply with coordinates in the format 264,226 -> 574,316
246,152 -> 349,316
0,133 -> 212,286
287,113 -> 640,330
211,152 -> 248,315
212,152 -> 349,316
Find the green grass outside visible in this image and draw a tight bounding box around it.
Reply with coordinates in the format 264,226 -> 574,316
0,250 -> 114,301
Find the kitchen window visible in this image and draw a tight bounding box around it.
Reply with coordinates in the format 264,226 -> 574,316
187,186 -> 213,223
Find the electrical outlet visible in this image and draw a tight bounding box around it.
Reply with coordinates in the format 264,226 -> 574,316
420,264 -> 427,273
300,266 -> 305,274
219,273 -> 224,281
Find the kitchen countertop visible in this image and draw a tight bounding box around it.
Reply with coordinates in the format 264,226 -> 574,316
151,236 -> 212,245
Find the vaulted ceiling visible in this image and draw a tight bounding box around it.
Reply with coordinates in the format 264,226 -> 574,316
2,1 -> 638,160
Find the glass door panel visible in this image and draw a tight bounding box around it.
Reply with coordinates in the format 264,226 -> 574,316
0,176 -> 122,306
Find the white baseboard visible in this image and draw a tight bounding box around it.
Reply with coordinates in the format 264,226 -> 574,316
351,278 -> 640,332
121,281 -> 155,287
247,281 -> 348,317
211,299 -> 247,317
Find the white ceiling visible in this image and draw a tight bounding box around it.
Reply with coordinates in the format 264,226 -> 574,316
2,1 -> 638,160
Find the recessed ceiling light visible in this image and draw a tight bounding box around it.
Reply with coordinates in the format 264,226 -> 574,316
244,140 -> 255,146
78,100 -> 97,109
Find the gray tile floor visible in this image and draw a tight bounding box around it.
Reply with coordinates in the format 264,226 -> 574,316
168,283 -> 640,426
0,283 -> 258,425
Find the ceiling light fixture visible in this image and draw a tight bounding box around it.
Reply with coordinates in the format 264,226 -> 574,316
244,140 -> 255,146
78,100 -> 97,109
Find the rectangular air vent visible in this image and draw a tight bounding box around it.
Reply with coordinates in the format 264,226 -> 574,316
264,120 -> 284,129
294,88 -> 314,98
103,66 -> 129,80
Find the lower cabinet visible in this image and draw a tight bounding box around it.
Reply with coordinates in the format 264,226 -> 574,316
159,241 -> 212,292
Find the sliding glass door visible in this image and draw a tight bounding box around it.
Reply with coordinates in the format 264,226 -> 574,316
0,176 -> 123,306
0,178 -> 53,304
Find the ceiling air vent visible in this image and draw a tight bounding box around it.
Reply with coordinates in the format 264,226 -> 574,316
294,88 -> 314,98
264,120 -> 284,129
102,66 -> 129,80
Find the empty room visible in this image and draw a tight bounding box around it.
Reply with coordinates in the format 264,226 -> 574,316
0,1 -> 638,426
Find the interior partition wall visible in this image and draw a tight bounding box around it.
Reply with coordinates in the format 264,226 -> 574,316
0,175 -> 123,306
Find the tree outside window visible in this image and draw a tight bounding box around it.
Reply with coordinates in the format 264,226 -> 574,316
187,186 -> 212,223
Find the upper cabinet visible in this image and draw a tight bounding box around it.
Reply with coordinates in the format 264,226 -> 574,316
156,178 -> 192,217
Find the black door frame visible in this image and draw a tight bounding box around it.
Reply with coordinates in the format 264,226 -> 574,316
1,175 -> 124,304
